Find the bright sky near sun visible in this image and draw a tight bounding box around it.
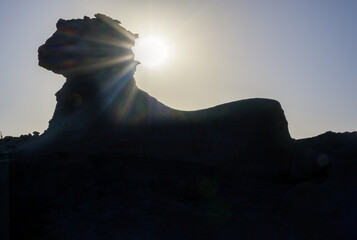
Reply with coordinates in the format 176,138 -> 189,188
134,37 -> 169,67
0,0 -> 356,138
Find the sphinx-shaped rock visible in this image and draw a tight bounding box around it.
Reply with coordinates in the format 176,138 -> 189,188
36,14 -> 293,179
5,14 -> 296,174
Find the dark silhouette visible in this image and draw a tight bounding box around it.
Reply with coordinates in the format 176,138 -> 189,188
1,14 -> 356,239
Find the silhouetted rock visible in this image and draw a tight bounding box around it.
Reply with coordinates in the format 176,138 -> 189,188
38,14 -> 139,77
283,132 -> 357,239
1,14 -> 356,240
35,14 -> 292,179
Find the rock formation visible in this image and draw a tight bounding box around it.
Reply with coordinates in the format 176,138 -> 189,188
1,14 -> 356,240
35,14 -> 292,178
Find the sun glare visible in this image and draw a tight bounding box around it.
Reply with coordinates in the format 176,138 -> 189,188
133,37 -> 168,67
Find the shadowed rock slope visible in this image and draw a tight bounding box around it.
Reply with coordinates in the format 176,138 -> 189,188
1,14 -> 356,240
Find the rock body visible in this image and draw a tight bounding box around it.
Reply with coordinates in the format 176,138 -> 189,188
1,14 -> 357,240
36,14 -> 292,178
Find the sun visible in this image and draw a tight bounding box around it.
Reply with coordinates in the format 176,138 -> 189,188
133,37 -> 168,67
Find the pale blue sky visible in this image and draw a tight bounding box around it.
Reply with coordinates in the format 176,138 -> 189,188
0,0 -> 356,138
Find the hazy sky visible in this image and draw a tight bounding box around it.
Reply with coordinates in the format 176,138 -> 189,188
0,0 -> 356,138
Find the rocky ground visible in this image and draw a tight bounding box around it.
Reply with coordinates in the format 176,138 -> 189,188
3,127 -> 357,240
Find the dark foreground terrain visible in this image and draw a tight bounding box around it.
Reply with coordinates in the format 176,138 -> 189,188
1,14 -> 356,239
3,128 -> 357,240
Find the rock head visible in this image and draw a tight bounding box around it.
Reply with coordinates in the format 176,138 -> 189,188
38,14 -> 139,77
38,14 -> 170,135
